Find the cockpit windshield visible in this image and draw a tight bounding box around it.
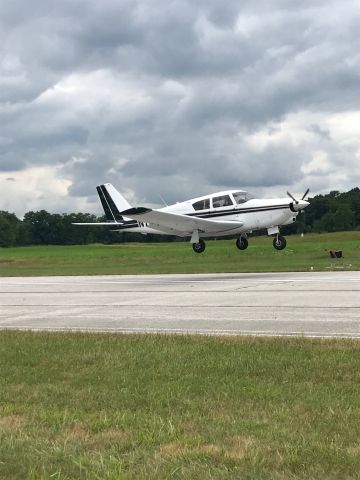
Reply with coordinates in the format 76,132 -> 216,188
233,191 -> 255,204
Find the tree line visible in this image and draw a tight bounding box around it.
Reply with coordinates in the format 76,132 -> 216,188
0,187 -> 360,247
0,210 -> 177,247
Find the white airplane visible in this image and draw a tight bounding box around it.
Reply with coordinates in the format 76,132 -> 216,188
74,183 -> 309,253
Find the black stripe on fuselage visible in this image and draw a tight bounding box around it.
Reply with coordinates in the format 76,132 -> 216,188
110,204 -> 292,232
186,204 -> 291,219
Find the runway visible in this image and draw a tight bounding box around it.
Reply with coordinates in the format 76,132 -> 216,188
0,271 -> 360,338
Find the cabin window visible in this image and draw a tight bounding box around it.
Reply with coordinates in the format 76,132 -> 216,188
212,194 -> 233,208
192,198 -> 210,211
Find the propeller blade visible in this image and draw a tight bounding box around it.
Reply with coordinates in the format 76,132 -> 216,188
286,191 -> 298,203
301,188 -> 310,200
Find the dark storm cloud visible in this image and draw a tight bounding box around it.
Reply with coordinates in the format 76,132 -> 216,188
1,0 -> 360,214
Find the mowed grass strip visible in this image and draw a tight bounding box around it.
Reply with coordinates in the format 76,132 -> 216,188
0,231 -> 359,276
1,332 -> 360,479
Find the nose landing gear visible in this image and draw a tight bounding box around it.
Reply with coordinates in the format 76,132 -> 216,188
273,234 -> 287,250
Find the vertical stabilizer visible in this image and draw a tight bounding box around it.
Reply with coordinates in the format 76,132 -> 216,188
96,183 -> 132,222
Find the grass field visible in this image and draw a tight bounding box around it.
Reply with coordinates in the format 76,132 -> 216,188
1,332 -> 360,479
0,231 -> 359,276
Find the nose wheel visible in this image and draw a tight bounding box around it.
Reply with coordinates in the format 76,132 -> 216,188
273,234 -> 287,250
192,239 -> 206,253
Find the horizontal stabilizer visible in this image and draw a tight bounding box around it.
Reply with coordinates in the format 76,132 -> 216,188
72,222 -> 121,226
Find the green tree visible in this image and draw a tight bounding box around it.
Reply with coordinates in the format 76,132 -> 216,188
0,211 -> 23,247
332,205 -> 356,231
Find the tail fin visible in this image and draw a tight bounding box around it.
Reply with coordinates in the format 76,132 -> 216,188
96,183 -> 132,222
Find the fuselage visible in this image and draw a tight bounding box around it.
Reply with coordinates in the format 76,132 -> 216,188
118,189 -> 303,238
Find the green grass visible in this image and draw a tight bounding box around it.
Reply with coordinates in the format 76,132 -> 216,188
0,231 -> 359,276
1,332 -> 360,479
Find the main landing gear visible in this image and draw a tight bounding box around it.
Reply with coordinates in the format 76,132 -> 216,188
236,236 -> 248,250
192,239 -> 206,253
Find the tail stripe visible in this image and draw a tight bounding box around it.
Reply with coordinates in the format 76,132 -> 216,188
96,186 -> 116,221
100,185 -> 124,221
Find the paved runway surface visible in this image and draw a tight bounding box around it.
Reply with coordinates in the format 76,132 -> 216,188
0,272 -> 360,337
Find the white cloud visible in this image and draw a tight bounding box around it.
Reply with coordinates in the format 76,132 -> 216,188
302,151 -> 331,175
0,166 -> 95,217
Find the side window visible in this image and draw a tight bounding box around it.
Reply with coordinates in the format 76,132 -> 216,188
212,195 -> 233,208
192,198 -> 210,211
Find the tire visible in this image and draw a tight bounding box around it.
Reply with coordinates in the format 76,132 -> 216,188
273,235 -> 287,250
236,237 -> 248,250
192,239 -> 206,253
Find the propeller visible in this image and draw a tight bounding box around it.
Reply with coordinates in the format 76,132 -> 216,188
287,190 -> 298,204
287,189 -> 310,212
301,188 -> 310,200
287,188 -> 310,203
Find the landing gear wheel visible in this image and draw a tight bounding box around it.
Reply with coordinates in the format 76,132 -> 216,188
192,239 -> 206,253
236,236 -> 248,250
273,234 -> 287,250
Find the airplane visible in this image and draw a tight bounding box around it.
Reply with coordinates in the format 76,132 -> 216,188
74,183 -> 310,253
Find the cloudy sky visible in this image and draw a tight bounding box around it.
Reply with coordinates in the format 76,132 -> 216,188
1,0 -> 360,216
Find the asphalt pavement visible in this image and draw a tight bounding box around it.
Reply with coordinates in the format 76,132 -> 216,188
0,271 -> 359,337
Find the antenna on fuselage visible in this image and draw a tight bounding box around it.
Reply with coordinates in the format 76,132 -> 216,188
158,194 -> 168,207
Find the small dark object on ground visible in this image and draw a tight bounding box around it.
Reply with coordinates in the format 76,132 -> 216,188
325,249 -> 343,258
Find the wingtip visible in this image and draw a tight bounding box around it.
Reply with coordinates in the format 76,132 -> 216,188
121,207 -> 152,216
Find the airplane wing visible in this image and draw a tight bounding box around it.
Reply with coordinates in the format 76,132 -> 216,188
121,207 -> 243,235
